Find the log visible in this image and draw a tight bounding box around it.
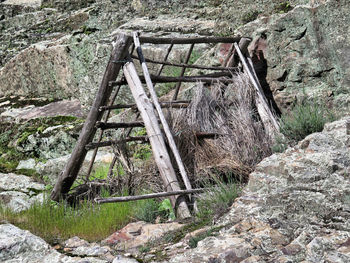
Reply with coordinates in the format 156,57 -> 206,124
134,32 -> 193,195
234,42 -> 279,134
99,100 -> 191,111
85,136 -> 148,150
51,34 -> 132,201
95,188 -> 207,204
130,55 -> 238,71
96,121 -> 145,130
138,35 -> 242,44
173,43 -> 194,100
110,73 -> 234,86
123,59 -> 191,219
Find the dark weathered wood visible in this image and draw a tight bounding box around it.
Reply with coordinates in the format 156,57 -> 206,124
110,72 -> 234,86
124,58 -> 191,218
86,136 -> 148,150
95,188 -> 207,204
99,100 -> 191,111
173,43 -> 194,100
138,35 -> 242,44
51,34 -> 132,201
96,121 -> 145,130
130,55 -> 237,71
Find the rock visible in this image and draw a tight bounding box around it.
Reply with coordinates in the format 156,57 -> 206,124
0,224 -> 108,263
112,255 -> 139,263
63,236 -> 115,261
102,221 -> 184,253
2,0 -> 42,8
0,172 -> 45,212
237,0 -> 350,112
169,117 -> 350,262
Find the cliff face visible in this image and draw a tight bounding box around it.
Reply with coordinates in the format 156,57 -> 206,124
0,0 -> 349,112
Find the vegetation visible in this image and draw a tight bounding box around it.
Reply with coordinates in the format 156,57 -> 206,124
0,197 -> 158,243
278,101 -> 335,147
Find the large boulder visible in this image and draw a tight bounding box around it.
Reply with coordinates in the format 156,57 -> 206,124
0,224 -> 107,263
237,0 -> 350,111
0,173 -> 45,212
169,116 -> 350,262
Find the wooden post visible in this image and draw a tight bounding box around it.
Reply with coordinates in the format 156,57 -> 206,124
123,59 -> 191,219
234,42 -> 279,135
133,33 -> 193,193
51,34 -> 132,201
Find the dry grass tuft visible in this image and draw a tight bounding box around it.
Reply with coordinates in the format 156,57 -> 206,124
170,72 -> 273,185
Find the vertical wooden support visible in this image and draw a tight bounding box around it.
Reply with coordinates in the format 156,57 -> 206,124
51,34 -> 132,201
173,43 -> 195,100
133,33 -> 192,193
234,42 -> 279,134
123,59 -> 191,219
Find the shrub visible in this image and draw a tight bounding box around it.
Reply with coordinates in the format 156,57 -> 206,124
279,102 -> 335,144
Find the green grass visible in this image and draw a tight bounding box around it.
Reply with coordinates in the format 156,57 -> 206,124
0,197 -> 158,243
196,178 -> 240,223
279,101 -> 335,145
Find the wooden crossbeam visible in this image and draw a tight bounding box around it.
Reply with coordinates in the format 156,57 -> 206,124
130,55 -> 238,71
110,72 -> 235,86
95,188 -> 207,203
138,36 -> 242,44
99,100 -> 191,111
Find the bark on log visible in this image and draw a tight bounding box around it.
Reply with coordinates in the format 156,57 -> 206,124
138,36 -> 242,44
51,34 -> 132,201
123,59 -> 191,219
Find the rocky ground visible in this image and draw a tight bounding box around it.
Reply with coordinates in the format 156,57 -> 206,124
1,0 -> 350,262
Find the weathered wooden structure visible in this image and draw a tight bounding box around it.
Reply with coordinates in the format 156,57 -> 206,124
51,32 -> 278,218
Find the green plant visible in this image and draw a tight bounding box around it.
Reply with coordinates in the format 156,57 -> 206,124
188,226 -> 221,248
242,10 -> 260,24
196,177 -> 239,222
0,197 -> 157,243
275,1 -> 292,14
271,134 -> 289,153
134,198 -> 159,223
279,101 -> 335,144
158,199 -> 175,221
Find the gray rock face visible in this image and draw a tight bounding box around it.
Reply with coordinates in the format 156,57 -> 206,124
238,0 -> 350,112
0,224 -> 108,263
0,173 -> 45,212
170,117 -> 350,262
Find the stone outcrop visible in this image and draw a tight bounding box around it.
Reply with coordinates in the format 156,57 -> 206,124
169,117 -> 350,262
0,224 -> 108,263
238,0 -> 350,112
0,173 -> 44,212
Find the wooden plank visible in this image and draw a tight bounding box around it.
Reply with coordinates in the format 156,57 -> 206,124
51,34 -> 132,201
138,35 -> 242,44
234,42 -> 279,134
123,59 -> 191,219
96,121 -> 145,130
130,55 -> 237,71
95,188 -> 207,204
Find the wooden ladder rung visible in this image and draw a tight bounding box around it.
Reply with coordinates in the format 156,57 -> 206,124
99,100 -> 191,111
96,121 -> 144,130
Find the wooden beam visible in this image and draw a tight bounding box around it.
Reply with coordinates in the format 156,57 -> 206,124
96,121 -> 145,130
234,42 -> 279,134
95,188 -> 207,204
173,43 -> 194,100
51,34 -> 132,202
99,100 -> 191,111
138,36 -> 243,44
130,55 -> 238,71
110,72 -> 234,86
134,32 -> 193,200
123,58 -> 191,218
85,136 -> 148,150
